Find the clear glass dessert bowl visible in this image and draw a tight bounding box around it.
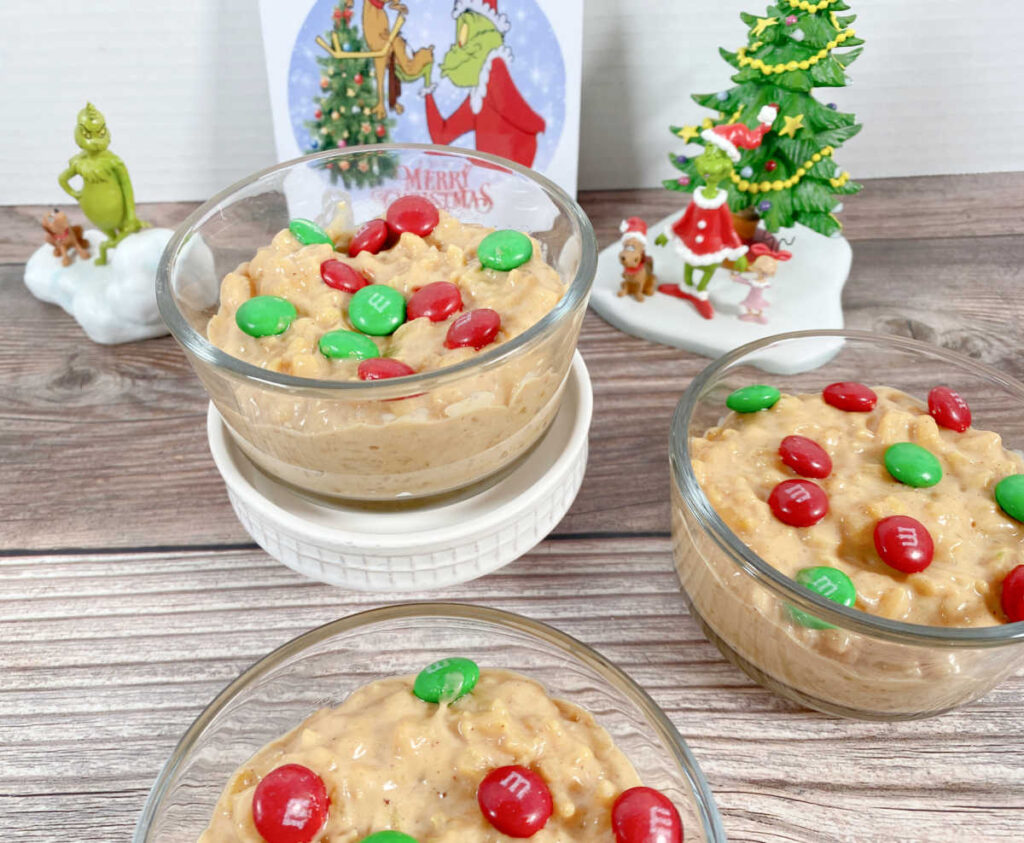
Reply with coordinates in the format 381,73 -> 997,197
134,603 -> 725,842
671,330 -> 1024,720
157,144 -> 596,503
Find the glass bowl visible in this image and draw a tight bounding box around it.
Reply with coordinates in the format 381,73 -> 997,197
134,603 -> 725,842
157,144 -> 596,503
671,330 -> 1024,720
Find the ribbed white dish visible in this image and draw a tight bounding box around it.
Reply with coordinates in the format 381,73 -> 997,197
207,352 -> 592,591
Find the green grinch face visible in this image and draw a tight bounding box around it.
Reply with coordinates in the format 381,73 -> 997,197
440,12 -> 503,88
696,145 -> 732,187
75,103 -> 110,153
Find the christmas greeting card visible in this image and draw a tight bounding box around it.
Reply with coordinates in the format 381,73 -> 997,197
258,0 -> 583,196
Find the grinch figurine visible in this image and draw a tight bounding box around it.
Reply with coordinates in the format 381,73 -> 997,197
57,103 -> 149,265
424,0 -> 545,168
655,105 -> 777,319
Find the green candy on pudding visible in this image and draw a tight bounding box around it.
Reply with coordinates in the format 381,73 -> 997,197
360,833 -> 419,843
319,330 -> 380,361
413,657 -> 480,703
235,295 -> 297,338
995,474 -> 1024,523
789,566 -> 857,630
288,217 -> 333,246
349,285 -> 406,336
477,229 -> 533,271
884,442 -> 942,488
726,384 -> 781,413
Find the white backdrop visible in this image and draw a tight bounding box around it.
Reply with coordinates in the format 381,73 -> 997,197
1,0 -> 1021,204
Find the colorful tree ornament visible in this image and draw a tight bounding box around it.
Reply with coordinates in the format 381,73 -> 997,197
666,2 -> 864,236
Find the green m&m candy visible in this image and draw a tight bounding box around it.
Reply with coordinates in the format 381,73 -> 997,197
789,565 -> 857,630
726,384 -> 781,413
288,217 -> 333,246
413,657 -> 479,704
884,442 -> 942,488
319,330 -> 380,360
349,285 -> 406,336
235,295 -> 297,338
360,833 -> 419,843
995,474 -> 1024,523
477,229 -> 533,271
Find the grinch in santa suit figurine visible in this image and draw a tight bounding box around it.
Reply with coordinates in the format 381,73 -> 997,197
422,0 -> 546,168
655,105 -> 778,319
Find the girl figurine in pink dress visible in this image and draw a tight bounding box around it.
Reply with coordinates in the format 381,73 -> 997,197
730,242 -> 791,323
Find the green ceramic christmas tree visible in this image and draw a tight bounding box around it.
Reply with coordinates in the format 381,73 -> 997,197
667,0 -> 864,236
306,0 -> 397,187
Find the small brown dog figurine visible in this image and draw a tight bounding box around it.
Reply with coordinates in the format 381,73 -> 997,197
617,217 -> 656,302
41,209 -> 90,267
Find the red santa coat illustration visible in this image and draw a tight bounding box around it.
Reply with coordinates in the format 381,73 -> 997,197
670,188 -> 748,267
425,45 -> 546,168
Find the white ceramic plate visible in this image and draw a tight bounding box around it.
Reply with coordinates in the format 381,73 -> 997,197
207,352 -> 592,591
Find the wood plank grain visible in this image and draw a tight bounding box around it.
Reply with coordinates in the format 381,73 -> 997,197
3,230 -> 1023,549
1,539 -> 1021,842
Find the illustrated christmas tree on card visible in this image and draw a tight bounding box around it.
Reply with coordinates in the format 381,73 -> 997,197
667,0 -> 864,237
305,0 -> 400,187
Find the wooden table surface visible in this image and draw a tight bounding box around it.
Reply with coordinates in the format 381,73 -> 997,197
3,174 -> 1024,842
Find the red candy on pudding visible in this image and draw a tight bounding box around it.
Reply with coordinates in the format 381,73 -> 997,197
928,386 -> 972,432
823,381 -> 877,412
445,309 -> 501,350
873,515 -> 935,574
407,281 -> 463,322
1001,565 -> 1024,622
477,765 -> 553,838
611,787 -> 683,843
768,479 -> 828,527
252,764 -> 329,843
348,218 -> 391,257
778,435 -> 832,478
386,195 -> 440,238
358,358 -> 416,381
320,259 -> 369,293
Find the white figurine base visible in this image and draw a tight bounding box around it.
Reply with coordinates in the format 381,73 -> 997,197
590,212 -> 852,374
206,352 -> 593,592
24,228 -> 174,345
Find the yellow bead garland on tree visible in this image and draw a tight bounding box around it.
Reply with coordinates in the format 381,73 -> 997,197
730,144 -> 850,194
786,0 -> 837,12
737,28 -> 856,75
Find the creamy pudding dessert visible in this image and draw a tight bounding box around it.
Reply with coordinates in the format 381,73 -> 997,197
198,659 -> 683,843
675,381 -> 1024,716
200,196 -> 582,500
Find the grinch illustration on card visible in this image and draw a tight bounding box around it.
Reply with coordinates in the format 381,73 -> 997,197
259,0 -> 581,193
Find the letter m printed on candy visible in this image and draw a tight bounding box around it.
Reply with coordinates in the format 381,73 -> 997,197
500,769 -> 532,799
810,573 -> 839,597
896,526 -> 919,547
367,290 -> 391,313
651,805 -> 676,834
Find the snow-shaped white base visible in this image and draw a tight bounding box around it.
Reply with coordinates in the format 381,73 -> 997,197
24,228 -> 174,345
590,211 -> 852,374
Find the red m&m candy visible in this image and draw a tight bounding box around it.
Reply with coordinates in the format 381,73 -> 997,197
320,259 -> 369,293
477,765 -> 552,838
252,764 -> 329,843
358,358 -> 416,381
768,479 -> 828,527
612,787 -> 683,843
823,382 -> 877,412
445,309 -> 501,350
873,515 -> 934,574
386,195 -> 440,238
348,218 -> 391,257
928,386 -> 972,432
778,435 -> 832,478
407,281 -> 463,322
1001,565 -> 1024,622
